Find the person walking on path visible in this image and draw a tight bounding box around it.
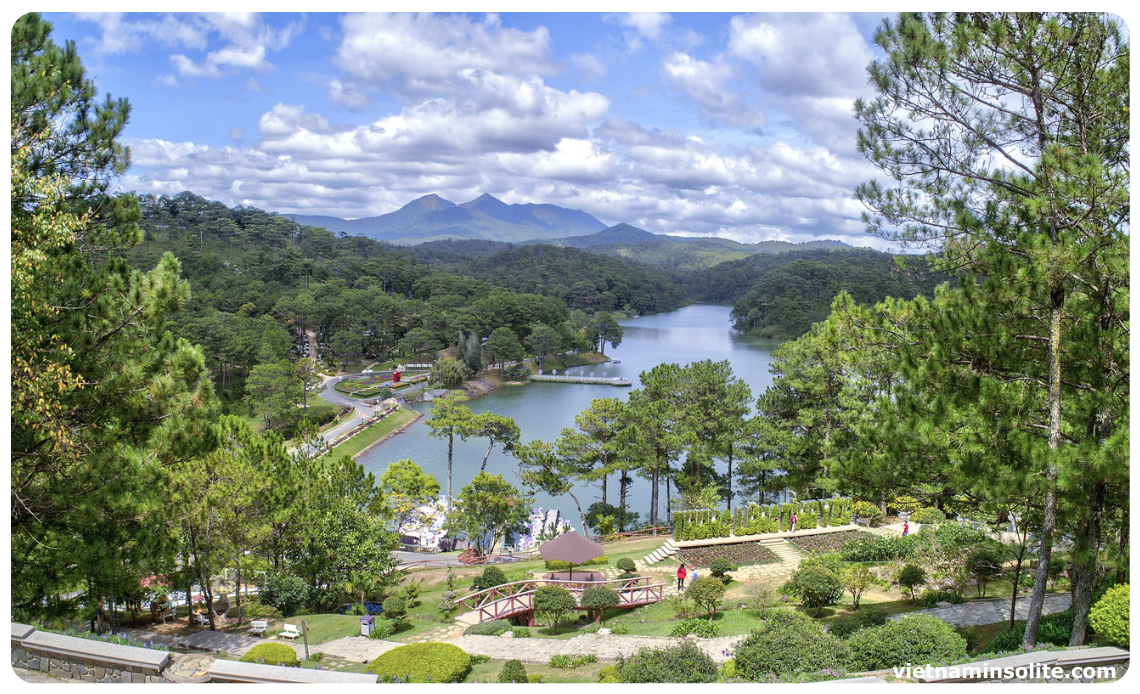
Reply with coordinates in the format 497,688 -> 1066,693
903,521 -> 909,536
790,512 -> 798,534
676,563 -> 687,590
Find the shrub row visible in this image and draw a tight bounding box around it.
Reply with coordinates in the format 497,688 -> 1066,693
544,555 -> 608,570
673,498 -> 854,541
365,643 -> 471,683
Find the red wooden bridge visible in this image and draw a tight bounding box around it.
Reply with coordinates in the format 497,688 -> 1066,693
456,576 -> 665,625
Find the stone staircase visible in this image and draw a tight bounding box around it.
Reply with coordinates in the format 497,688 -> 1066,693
759,537 -> 806,565
641,539 -> 679,566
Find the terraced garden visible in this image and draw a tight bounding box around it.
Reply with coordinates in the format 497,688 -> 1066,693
788,530 -> 875,554
676,542 -> 779,567
334,372 -> 428,397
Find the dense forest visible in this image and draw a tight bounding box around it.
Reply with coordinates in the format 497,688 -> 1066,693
125,191 -> 643,427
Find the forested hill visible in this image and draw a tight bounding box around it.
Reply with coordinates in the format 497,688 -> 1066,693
529,222 -> 851,272
120,191 -> 650,421
690,248 -> 951,339
424,244 -> 689,315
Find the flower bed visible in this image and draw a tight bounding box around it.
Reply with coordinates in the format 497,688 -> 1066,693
677,542 -> 779,568
789,530 -> 876,555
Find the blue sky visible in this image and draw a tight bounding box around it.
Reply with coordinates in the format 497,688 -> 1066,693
35,10 -> 915,247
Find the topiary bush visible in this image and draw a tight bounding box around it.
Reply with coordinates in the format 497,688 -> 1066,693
472,566 -> 507,591
616,557 -> 637,575
670,618 -> 720,638
369,618 -> 398,639
827,606 -> 888,638
464,619 -> 512,636
894,564 -> 927,602
965,546 -> 1004,597
786,564 -> 843,616
1088,584 -> 1129,647
851,501 -> 883,524
616,640 -> 719,683
498,659 -> 528,683
848,614 -> 967,672
686,576 -> 727,618
709,557 -> 735,581
909,508 -> 945,525
241,643 -> 299,667
733,610 -> 849,678
365,642 -> 471,683
382,596 -> 407,621
581,585 -> 621,623
534,585 -> 578,633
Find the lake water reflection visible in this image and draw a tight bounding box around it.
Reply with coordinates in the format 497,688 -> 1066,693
356,304 -> 782,527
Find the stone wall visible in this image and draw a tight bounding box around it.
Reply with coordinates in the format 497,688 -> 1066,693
11,622 -> 171,683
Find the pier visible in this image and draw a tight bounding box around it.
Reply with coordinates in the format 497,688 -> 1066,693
529,374 -> 632,386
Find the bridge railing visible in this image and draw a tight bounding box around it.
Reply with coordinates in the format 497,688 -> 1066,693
457,576 -> 660,616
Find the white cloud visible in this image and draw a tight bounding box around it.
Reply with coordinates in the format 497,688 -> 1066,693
333,13 -> 553,96
75,12 -> 208,55
728,13 -> 873,98
568,53 -> 607,80
613,12 -> 672,40
661,52 -> 764,133
327,78 -> 371,110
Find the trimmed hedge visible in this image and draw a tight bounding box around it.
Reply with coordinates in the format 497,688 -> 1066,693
498,660 -> 528,683
240,643 -> 299,667
544,555 -> 608,570
909,508 -> 946,525
827,606 -> 888,639
365,642 -> 471,683
670,618 -> 721,638
848,615 -> 967,672
673,499 -> 853,540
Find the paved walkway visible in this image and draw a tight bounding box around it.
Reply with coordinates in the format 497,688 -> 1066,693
452,633 -> 744,664
892,593 -> 1072,627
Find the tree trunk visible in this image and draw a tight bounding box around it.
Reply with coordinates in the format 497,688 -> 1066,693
446,434 -> 454,512
1024,296 -> 1064,647
480,441 -> 494,472
1116,507 -> 1129,584
726,443 -> 734,512
235,563 -> 243,625
568,490 -> 588,537
666,474 -> 672,524
1069,483 -> 1106,646
601,473 -> 608,506
619,471 -> 631,532
650,454 -> 660,532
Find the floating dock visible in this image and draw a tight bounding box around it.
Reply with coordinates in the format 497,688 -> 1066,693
529,375 -> 632,386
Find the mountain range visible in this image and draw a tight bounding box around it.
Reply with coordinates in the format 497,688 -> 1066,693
289,193 -> 607,244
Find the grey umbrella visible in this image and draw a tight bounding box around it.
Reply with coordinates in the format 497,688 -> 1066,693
538,531 -> 604,580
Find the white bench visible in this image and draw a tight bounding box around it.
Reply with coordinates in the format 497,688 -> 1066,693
280,623 -> 301,640
248,619 -> 269,636
155,609 -> 175,624
193,613 -> 210,626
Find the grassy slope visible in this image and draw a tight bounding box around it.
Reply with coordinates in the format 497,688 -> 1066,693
315,408 -> 419,462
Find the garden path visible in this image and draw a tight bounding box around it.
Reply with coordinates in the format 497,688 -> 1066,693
451,633 -> 744,663
891,593 -> 1072,628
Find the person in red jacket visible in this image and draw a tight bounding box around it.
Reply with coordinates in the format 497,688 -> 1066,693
677,563 -> 687,590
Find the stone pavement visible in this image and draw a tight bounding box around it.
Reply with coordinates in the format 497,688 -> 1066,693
452,633 -> 746,664
890,593 -> 1072,627
284,635 -> 404,663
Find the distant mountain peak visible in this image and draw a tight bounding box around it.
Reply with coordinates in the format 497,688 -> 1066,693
407,193 -> 456,210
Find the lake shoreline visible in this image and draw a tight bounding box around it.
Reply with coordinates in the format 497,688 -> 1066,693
351,409 -> 424,460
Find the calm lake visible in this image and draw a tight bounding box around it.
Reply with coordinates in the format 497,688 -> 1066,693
357,304 -> 782,527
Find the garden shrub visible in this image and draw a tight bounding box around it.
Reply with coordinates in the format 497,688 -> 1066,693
851,501 -> 883,524
534,585 -> 577,633
241,643 -> 299,667
733,610 -> 849,678
670,618 -> 720,638
259,573 -> 307,617
909,508 -> 945,525
616,557 -> 637,575
918,589 -> 965,608
610,624 -> 629,635
985,610 -> 1074,652
890,496 -> 920,514
581,586 -> 620,622
527,674 -> 545,683
926,522 -> 987,551
840,535 -> 916,562
686,576 -> 727,618
827,605 -> 888,638
369,618 -> 398,639
841,563 -> 876,609
786,564 -> 843,616
464,619 -> 512,636
303,585 -> 341,614
550,654 -> 596,668
709,557 -> 735,581
365,642 -> 471,683
1047,556 -> 1067,588
848,615 -> 967,672
545,556 -> 608,570
472,566 -> 507,591
511,627 -> 531,638
894,564 -> 927,602
598,665 -> 621,683
1088,585 -> 1129,647
382,596 -> 407,621
668,595 -> 701,620
722,659 -> 736,679
498,659 -> 528,683
616,640 -> 719,683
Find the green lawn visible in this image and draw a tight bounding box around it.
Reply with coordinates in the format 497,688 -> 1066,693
265,613 -> 361,644
316,408 -> 419,462
466,659 -> 607,683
